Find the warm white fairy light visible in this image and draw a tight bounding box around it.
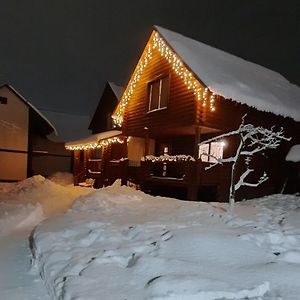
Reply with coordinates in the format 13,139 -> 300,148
142,154 -> 196,162
112,31 -> 216,127
66,137 -> 124,151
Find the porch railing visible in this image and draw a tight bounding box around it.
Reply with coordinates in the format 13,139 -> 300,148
141,160 -> 197,185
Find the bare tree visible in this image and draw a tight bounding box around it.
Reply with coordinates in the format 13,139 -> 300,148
199,115 -> 290,205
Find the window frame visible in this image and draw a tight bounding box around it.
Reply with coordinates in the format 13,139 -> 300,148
199,141 -> 224,163
147,74 -> 170,113
0,96 -> 8,105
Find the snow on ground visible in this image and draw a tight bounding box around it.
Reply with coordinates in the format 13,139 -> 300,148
31,181 -> 300,300
0,175 -> 91,236
0,175 -> 92,299
1,175 -> 300,299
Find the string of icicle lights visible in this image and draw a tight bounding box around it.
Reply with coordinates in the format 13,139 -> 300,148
65,137 -> 124,151
112,31 -> 216,127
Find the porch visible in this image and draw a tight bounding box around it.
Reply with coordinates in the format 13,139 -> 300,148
66,130 -> 128,188
138,158 -> 229,202
123,121 -> 231,201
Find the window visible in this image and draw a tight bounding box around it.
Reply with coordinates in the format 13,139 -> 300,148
199,143 -> 209,162
148,75 -> 169,112
0,96 -> 7,104
210,142 -> 224,162
199,141 -> 225,163
91,148 -> 102,160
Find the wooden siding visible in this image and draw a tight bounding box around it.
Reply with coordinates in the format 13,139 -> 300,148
198,94 -> 245,131
122,47 -> 248,139
123,48 -> 196,138
0,85 -> 29,180
0,85 -> 29,152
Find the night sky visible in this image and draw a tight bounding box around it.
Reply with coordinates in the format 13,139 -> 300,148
0,0 -> 299,117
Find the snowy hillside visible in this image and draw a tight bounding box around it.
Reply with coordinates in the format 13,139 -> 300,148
30,181 -> 300,300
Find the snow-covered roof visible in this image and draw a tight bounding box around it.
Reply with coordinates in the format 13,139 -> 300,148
0,84 -> 57,135
286,144 -> 300,162
41,110 -> 92,143
108,82 -> 124,100
65,130 -> 122,148
155,26 -> 300,121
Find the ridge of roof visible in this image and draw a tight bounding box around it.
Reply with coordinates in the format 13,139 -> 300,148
108,82 -> 124,100
0,83 -> 58,135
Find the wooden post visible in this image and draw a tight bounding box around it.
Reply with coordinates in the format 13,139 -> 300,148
84,149 -> 91,180
73,150 -> 80,185
121,137 -> 128,186
188,126 -> 201,201
194,125 -> 201,158
144,127 -> 149,156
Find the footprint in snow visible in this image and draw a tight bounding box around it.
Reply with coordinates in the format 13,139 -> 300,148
160,230 -> 173,242
122,225 -> 143,240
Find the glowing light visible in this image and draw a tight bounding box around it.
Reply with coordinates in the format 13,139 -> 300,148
112,31 -> 216,127
65,137 -> 125,151
220,141 -> 226,147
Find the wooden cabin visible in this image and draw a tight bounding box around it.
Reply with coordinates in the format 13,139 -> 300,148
111,26 -> 300,201
0,84 -> 58,181
68,26 -> 300,201
66,82 -> 127,187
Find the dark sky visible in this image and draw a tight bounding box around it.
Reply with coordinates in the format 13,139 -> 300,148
0,0 -> 299,116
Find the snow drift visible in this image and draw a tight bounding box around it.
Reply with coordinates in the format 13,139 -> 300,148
0,175 -> 91,236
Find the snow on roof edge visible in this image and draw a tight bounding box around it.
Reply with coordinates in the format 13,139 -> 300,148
65,130 -> 122,147
108,82 -> 124,100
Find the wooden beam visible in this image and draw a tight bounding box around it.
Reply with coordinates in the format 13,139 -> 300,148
144,127 -> 150,156
193,125 -> 201,159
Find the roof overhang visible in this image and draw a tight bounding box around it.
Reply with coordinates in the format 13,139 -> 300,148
65,130 -> 123,150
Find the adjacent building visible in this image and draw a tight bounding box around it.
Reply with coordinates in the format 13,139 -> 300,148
0,84 -> 71,181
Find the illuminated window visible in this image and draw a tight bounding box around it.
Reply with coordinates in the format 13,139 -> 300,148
209,142 -> 224,162
199,141 -> 225,162
148,75 -> 169,111
199,143 -> 209,162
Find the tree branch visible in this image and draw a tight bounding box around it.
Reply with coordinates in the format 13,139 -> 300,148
235,170 -> 268,191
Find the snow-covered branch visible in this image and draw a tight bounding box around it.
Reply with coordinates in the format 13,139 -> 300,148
202,154 -> 236,170
234,169 -> 268,191
198,129 -> 240,146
